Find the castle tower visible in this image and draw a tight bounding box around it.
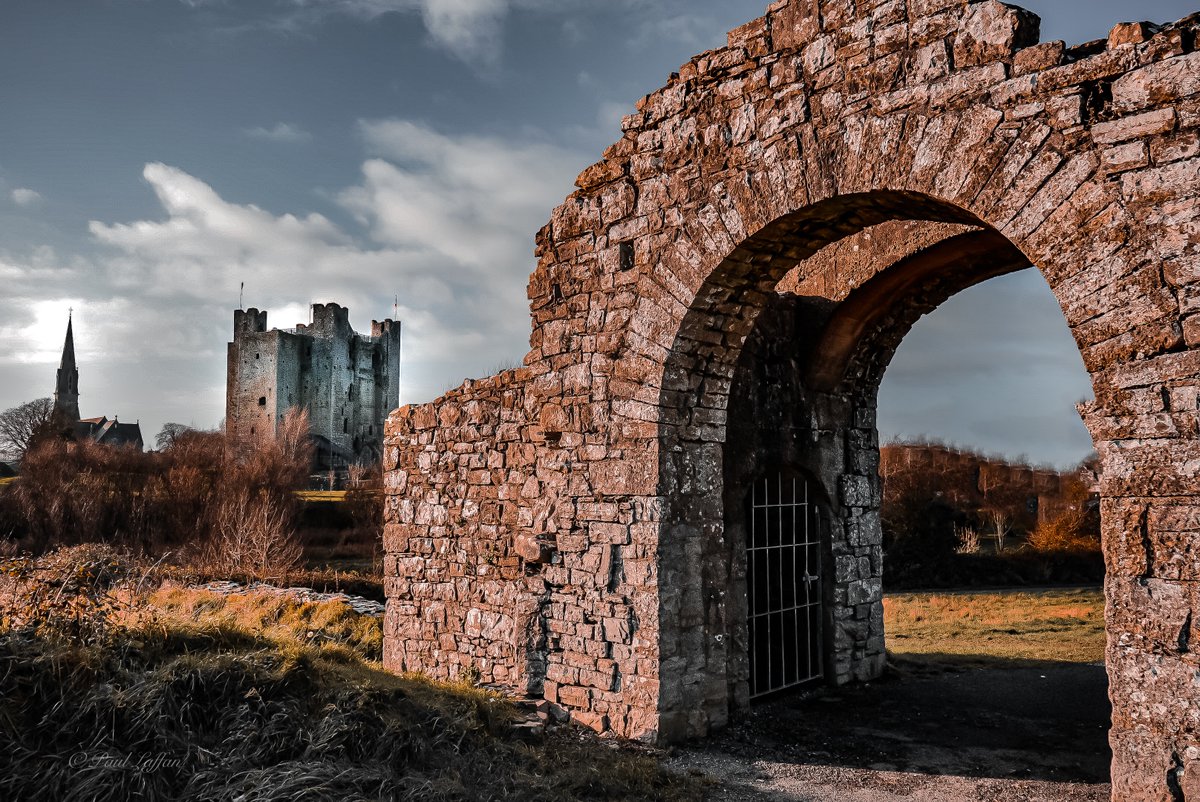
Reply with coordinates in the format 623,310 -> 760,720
54,313 -> 80,422
226,303 -> 402,473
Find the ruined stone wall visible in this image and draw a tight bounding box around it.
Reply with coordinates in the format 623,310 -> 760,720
383,370 -> 532,689
383,363 -> 664,737
386,0 -> 1200,793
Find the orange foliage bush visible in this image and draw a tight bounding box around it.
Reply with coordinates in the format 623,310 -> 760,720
0,410 -> 313,579
1027,473 -> 1100,555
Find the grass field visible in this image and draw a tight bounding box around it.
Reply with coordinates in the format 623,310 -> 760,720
295,489 -> 346,502
884,587 -> 1106,666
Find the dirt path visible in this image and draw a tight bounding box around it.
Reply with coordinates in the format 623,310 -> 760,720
668,660 -> 1111,801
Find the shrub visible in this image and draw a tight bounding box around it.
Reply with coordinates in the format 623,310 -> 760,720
954,525 -> 981,555
0,544 -> 160,645
1028,471 -> 1100,556
199,489 -> 302,580
1028,510 -> 1100,555
4,409 -> 314,582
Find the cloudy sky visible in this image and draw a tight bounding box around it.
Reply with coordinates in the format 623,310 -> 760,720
0,0 -> 1193,468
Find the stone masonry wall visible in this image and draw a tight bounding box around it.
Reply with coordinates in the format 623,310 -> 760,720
383,366 -> 662,737
387,1 -> 1200,795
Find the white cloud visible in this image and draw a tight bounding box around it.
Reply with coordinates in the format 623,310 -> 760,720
418,0 -> 508,64
245,122 -> 312,143
275,0 -> 520,64
343,119 -> 579,270
0,119 -> 585,429
11,187 -> 43,207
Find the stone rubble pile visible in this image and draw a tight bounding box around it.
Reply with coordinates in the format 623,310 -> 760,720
196,580 -> 386,617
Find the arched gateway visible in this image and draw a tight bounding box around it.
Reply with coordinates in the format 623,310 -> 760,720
383,2 -> 1200,796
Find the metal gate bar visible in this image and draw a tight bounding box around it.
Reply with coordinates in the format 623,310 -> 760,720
748,472 -> 822,698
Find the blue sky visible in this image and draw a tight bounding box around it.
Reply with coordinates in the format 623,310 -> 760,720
0,0 -> 1194,467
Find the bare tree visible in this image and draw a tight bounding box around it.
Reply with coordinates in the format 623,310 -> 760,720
0,398 -> 63,460
155,422 -> 195,451
985,507 -> 1012,553
203,488 -> 301,580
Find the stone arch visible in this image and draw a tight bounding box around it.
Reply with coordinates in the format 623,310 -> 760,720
385,2 -> 1200,796
654,182 -> 1100,728
679,217 -> 1040,732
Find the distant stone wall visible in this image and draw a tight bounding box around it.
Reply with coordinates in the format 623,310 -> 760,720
881,443 -> 1075,516
386,1 -> 1200,795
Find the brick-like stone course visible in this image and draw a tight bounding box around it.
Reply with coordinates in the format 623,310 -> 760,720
386,1 -> 1200,795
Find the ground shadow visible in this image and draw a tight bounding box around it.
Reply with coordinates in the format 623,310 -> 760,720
689,654 -> 1110,786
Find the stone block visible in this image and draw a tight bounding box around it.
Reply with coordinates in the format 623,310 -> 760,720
1108,22 -> 1153,50
951,1 -> 1039,68
1113,51 -> 1200,114
1092,107 -> 1177,145
839,474 -> 874,507
1013,41 -> 1064,76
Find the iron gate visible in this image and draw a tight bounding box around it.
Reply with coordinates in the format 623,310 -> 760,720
747,471 -> 823,698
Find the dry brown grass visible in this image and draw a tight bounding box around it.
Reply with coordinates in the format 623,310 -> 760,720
0,544 -> 700,802
142,584 -> 383,660
885,587 -> 1105,666
296,490 -> 347,502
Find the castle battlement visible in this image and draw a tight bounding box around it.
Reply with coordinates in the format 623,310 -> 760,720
226,303 -> 401,470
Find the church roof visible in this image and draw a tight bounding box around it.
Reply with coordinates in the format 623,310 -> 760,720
74,417 -> 144,450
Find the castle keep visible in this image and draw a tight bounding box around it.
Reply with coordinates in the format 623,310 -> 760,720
226,303 -> 400,467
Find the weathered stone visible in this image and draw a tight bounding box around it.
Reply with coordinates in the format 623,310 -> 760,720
1112,51 -> 1200,114
952,1 -> 1040,68
383,3 -> 1200,797
1091,108 -> 1176,145
1108,22 -> 1154,50
1013,41 -> 1065,76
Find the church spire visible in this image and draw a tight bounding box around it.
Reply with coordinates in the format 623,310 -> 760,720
54,310 -> 80,422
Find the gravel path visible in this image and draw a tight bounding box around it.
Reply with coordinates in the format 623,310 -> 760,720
669,754 -> 1108,801
668,660 -> 1111,802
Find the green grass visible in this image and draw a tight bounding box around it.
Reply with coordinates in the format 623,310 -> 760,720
885,587 -> 1106,666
